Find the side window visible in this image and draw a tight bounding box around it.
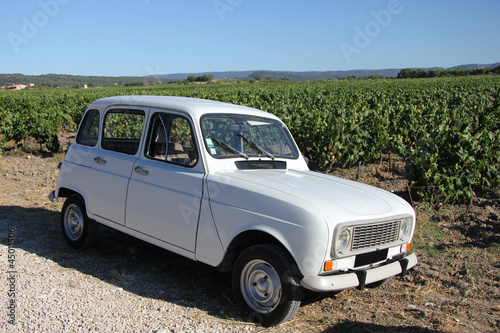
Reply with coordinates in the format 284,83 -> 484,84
146,113 -> 198,167
76,109 -> 99,146
102,109 -> 145,155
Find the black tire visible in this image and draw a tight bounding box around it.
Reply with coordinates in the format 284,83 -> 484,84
61,194 -> 97,249
232,244 -> 303,326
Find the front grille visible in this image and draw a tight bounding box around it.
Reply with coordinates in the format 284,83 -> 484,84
352,221 -> 400,250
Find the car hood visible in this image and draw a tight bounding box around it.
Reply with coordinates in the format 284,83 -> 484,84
219,168 -> 414,224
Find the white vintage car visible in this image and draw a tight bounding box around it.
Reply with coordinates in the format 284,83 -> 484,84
49,95 -> 417,326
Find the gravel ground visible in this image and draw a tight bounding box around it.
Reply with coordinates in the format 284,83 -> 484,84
0,154 -> 261,333
1,152 -> 499,332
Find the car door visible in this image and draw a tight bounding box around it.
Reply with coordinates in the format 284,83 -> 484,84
88,107 -> 147,225
125,110 -> 205,254
62,108 -> 101,202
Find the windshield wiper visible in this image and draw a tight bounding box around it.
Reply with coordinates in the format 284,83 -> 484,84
211,137 -> 249,159
237,134 -> 275,160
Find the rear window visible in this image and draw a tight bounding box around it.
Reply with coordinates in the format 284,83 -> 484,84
76,109 -> 99,147
101,109 -> 145,155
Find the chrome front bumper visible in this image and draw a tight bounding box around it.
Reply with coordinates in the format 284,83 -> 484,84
301,252 -> 418,292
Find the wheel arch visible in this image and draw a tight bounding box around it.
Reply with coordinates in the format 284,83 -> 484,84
57,187 -> 82,200
216,229 -> 296,273
57,188 -> 90,216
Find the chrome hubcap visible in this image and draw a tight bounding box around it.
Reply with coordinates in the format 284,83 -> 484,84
64,204 -> 84,241
240,259 -> 281,314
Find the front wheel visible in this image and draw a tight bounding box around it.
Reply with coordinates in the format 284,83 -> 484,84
61,194 -> 97,249
232,244 -> 303,326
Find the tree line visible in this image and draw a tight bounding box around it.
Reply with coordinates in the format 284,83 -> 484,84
398,66 -> 500,79
186,74 -> 214,83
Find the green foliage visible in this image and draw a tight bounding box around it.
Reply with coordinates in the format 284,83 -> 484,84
0,76 -> 499,203
186,74 -> 214,83
398,66 -> 500,78
0,91 -> 75,152
402,81 -> 500,203
0,73 -> 172,88
104,112 -> 144,139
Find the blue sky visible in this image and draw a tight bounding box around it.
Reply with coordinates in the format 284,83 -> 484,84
1,0 -> 499,76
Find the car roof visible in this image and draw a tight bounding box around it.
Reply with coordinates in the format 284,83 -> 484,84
89,95 -> 280,121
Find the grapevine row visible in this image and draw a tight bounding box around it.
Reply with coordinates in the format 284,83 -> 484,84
0,76 -> 499,203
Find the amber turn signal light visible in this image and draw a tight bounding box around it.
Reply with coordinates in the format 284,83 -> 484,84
324,260 -> 334,271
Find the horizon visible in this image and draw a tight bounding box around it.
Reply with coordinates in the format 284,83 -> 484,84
2,1 -> 499,77
2,61 -> 499,79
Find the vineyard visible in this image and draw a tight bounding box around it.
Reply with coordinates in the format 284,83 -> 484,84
1,76 -> 499,204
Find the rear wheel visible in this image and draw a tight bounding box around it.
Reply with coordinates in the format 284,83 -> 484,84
61,195 -> 97,249
232,244 -> 303,326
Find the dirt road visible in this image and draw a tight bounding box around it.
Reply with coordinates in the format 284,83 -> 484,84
0,152 -> 499,332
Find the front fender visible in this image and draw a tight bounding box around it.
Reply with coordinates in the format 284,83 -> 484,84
207,174 -> 331,277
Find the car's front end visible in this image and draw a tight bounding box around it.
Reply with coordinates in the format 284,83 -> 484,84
196,108 -> 417,293
206,166 -> 418,292
302,211 -> 417,292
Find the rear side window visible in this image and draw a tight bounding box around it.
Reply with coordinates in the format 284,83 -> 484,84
145,113 -> 198,167
102,109 -> 145,155
76,109 -> 99,147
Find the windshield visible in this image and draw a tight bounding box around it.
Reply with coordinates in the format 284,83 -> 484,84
201,115 -> 298,159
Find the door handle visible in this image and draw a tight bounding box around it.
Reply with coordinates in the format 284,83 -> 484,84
94,157 -> 107,165
134,166 -> 149,175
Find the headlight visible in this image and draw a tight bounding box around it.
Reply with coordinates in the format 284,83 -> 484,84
336,228 -> 351,252
399,218 -> 411,240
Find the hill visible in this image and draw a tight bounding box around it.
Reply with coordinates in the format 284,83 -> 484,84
0,73 -> 173,88
153,63 -> 500,81
1,63 -> 499,87
154,69 -> 402,81
448,62 -> 500,70
157,71 -> 255,80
